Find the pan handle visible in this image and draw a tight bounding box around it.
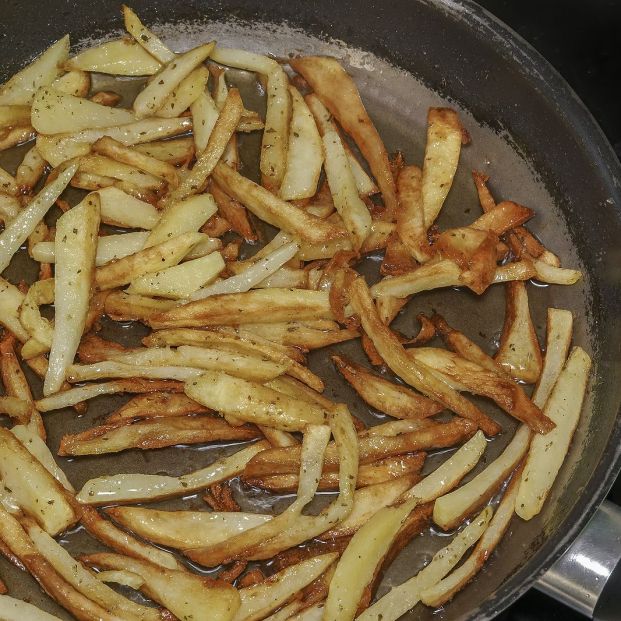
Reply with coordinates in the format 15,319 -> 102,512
535,500 -> 621,620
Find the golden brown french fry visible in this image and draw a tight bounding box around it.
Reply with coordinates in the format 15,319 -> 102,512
185,371 -> 329,431
243,320 -> 358,349
495,281 -> 543,383
76,441 -> 269,505
58,415 -> 260,456
211,180 -> 257,242
0,36 -> 69,105
395,164 -> 430,261
80,505 -> 183,570
81,552 -> 240,621
421,108 -> 462,228
95,231 -> 203,290
350,276 -> 501,435
0,125 -> 35,151
133,42 -> 215,118
332,355 -> 443,419
289,56 -> 397,218
148,288 -> 334,328
79,154 -> 164,190
212,162 -> 347,244
163,88 -> 243,204
104,392 -> 207,423
104,290 -> 177,321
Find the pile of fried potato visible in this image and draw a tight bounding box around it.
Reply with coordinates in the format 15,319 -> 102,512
0,6 -> 592,621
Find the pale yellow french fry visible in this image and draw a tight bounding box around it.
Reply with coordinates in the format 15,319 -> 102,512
0,161 -> 77,273
95,570 -> 145,590
190,90 -> 220,152
32,86 -> 136,134
0,35 -> 69,105
0,277 -> 29,342
0,126 -> 35,151
0,596 -> 64,621
128,252 -> 225,299
0,165 -> 19,196
210,46 -> 278,74
66,38 -> 162,76
79,154 -> 164,190
76,440 -> 269,504
15,145 -> 47,190
95,231 -> 203,290
0,193 -> 21,224
19,278 -> 54,353
146,193 -> 217,247
97,186 -> 160,229
133,137 -> 194,164
0,105 -> 30,130
307,94 -> 371,249
158,65 -> 209,117
122,5 -> 175,64
51,69 -> 90,97
44,193 -> 100,395
279,86 -> 323,201
67,360 -> 203,383
133,42 -> 215,119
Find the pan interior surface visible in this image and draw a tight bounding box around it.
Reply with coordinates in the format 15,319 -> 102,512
0,1 -> 620,620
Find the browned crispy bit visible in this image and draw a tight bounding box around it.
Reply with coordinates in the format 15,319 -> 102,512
84,291 -> 110,334
77,334 -> 131,363
403,313 -> 437,346
472,171 -> 496,213
361,333 -> 384,366
201,213 -> 232,237
332,355 -> 443,419
221,239 -> 242,262
237,567 -> 266,588
203,481 -> 241,512
272,538 -> 352,573
211,180 -> 257,242
90,91 -> 122,107
218,560 -> 248,584
380,232 -> 418,276
471,200 -> 534,235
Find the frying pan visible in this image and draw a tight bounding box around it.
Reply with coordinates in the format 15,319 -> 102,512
1,0 -> 621,619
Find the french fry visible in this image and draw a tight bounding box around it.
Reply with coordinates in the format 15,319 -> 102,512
0,396 -> 33,424
79,154 -> 164,191
189,242 -> 299,301
110,345 -> 288,382
342,137 -> 378,197
104,290 -> 177,321
516,347 -> 591,519
0,508 -> 124,621
52,69 -> 91,97
306,94 -> 372,249
106,507 -> 272,549
44,193 -> 99,395
157,65 -> 209,117
245,453 -> 425,493
80,506 -> 184,571
90,90 -> 121,107
0,277 -> 29,342
92,136 -> 179,186
132,42 -> 214,118
95,570 -> 144,589
37,117 -> 193,167
122,5 -> 175,64
20,278 -> 54,353
0,194 -> 21,225
350,276 -> 501,435
149,288 -> 334,328
332,355 -> 443,419
0,125 -> 35,151
0,427 -> 77,535
234,554 -> 338,621
289,56 -> 397,218
32,86 -> 136,134
0,166 -> 18,196
95,231 -> 203,290
32,232 -> 150,266
104,392 -> 208,423
421,108 -> 462,228
0,595 -> 64,620
82,552 -> 240,621
279,86 -> 323,201
15,145 -> 47,191
128,252 -> 225,299
408,347 -> 553,434
260,67 -> 291,191
357,507 -> 492,621
495,281 -> 543,383
76,441 -> 269,504
185,371 -> 328,431
25,521 -> 162,621
0,36 -> 69,105
212,162 -> 346,244
66,38 -> 162,75
244,418 -> 474,477
59,414 -> 259,456
67,360 -> 204,382
190,89 -> 220,152
133,137 -> 195,164
210,181 -> 257,241
0,161 -> 77,272
420,465 -> 522,607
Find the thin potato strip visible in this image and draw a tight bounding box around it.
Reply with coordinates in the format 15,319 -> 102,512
212,162 -> 346,245
66,39 -> 162,76
16,145 -> 47,190
76,441 -> 269,504
67,360 -> 203,382
133,42 -> 215,118
279,86 -> 323,201
396,164 -> 428,261
307,94 -> 372,249
123,5 -> 175,64
516,347 -> 591,519
190,90 -> 220,153
350,276 -> 501,435
19,278 -> 54,349
44,193 -> 100,395
289,56 -> 397,218
97,186 -> 160,229
0,595 -> 64,620
357,508 -> 492,621
158,65 -> 209,118
0,36 -> 69,105
0,161 -> 78,273
0,277 -> 29,341
104,291 -> 177,322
